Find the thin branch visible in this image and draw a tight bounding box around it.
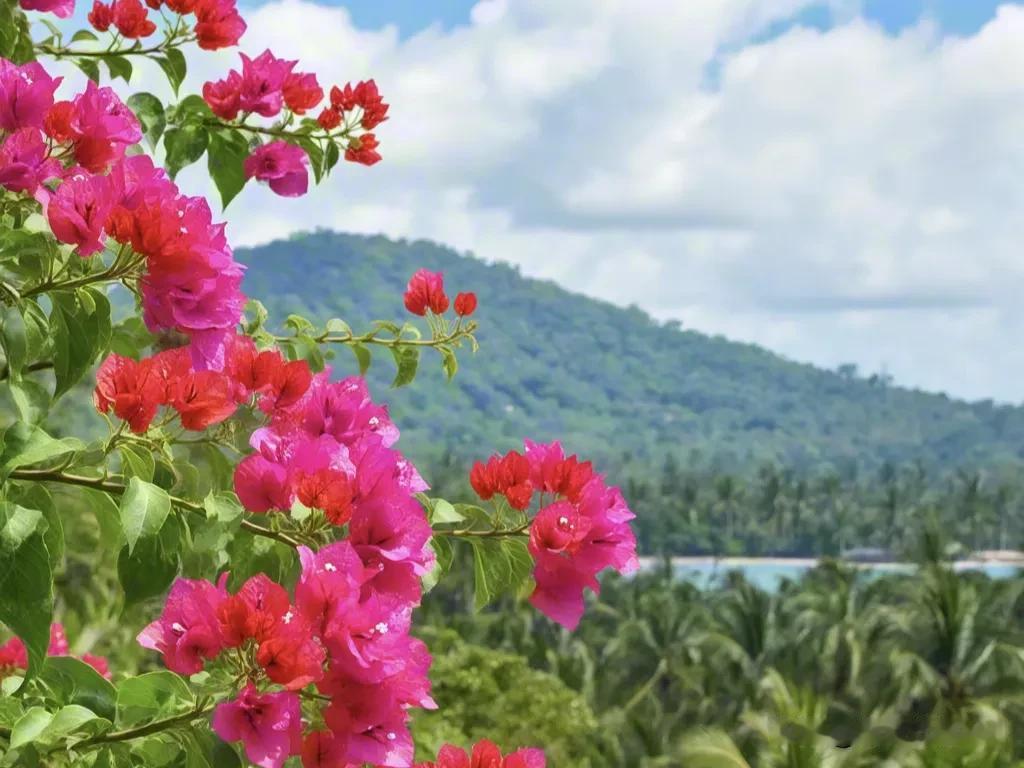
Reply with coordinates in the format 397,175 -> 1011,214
7,468 -> 305,549
437,522 -> 530,538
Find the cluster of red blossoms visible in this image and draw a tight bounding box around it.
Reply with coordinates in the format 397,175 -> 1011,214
203,51 -> 387,197
316,80 -> 389,166
0,623 -> 110,680
471,440 -> 639,630
141,540 -> 432,766
85,0 -> 245,49
95,334 -> 311,434
415,740 -> 544,768
0,55 -> 248,369
403,269 -> 477,318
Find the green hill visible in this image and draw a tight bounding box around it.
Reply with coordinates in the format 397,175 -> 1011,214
240,230 -> 1024,479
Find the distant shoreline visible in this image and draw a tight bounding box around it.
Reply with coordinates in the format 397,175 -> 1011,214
637,555 -> 1024,569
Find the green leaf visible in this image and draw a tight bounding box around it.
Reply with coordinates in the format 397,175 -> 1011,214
469,537 -> 533,611
103,54 -> 133,83
73,57 -> 101,83
207,129 -> 250,209
50,289 -> 110,399
0,422 -> 83,478
440,346 -> 458,381
119,443 -> 155,483
203,490 -> 243,523
292,136 -> 324,183
70,29 -> 99,43
1,304 -> 28,377
155,49 -> 187,95
8,485 -> 63,571
116,671 -> 194,728
9,706 -> 53,749
163,124 -> 209,179
423,496 -> 464,525
119,477 -> 171,555
37,704 -> 108,745
38,656 -> 117,722
325,140 -> 340,175
390,346 -> 419,388
0,504 -> 53,686
126,92 -> 166,151
9,378 -> 51,425
351,344 -> 371,375
117,515 -> 180,606
422,535 -> 453,594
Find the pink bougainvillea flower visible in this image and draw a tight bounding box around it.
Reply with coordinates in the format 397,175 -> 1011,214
69,80 -> 142,172
295,542 -> 363,635
136,575 -> 228,674
244,140 -> 308,197
212,683 -> 302,768
0,128 -> 60,194
45,170 -> 119,257
0,59 -> 62,132
403,269 -> 448,316
234,453 -> 292,513
237,50 -> 294,117
18,0 -> 74,18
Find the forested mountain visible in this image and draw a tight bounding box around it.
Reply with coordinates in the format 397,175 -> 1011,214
241,230 -> 1024,479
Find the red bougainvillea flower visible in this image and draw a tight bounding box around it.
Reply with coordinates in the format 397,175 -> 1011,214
415,740 -> 546,768
317,106 -> 340,131
202,70 -> 242,119
345,132 -> 381,166
283,71 -> 323,114
111,0 -> 156,37
18,0 -> 74,17
469,451 -> 533,511
0,60 -> 62,132
88,0 -> 113,29
329,80 -> 389,129
302,730 -> 349,768
193,0 -> 246,50
244,140 -> 309,197
94,353 -> 165,433
454,291 -> 477,317
403,269 -> 449,316
169,370 -> 238,430
212,682 -> 302,768
296,467 -> 354,525
0,623 -> 112,680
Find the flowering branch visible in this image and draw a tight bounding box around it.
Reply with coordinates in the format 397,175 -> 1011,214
7,467 -> 307,548
65,702 -> 216,750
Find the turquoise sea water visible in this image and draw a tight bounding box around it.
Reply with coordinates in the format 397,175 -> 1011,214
649,560 -> 1021,592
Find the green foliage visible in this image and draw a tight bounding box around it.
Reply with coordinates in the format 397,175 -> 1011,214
413,632 -> 601,767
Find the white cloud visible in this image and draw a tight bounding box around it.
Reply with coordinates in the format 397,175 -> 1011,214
105,0 -> 1024,402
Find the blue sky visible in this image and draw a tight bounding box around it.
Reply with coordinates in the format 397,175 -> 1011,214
276,0 -> 1018,38
191,0 -> 1024,401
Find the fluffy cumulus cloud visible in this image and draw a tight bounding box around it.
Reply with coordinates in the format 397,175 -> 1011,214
102,0 -> 1024,401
